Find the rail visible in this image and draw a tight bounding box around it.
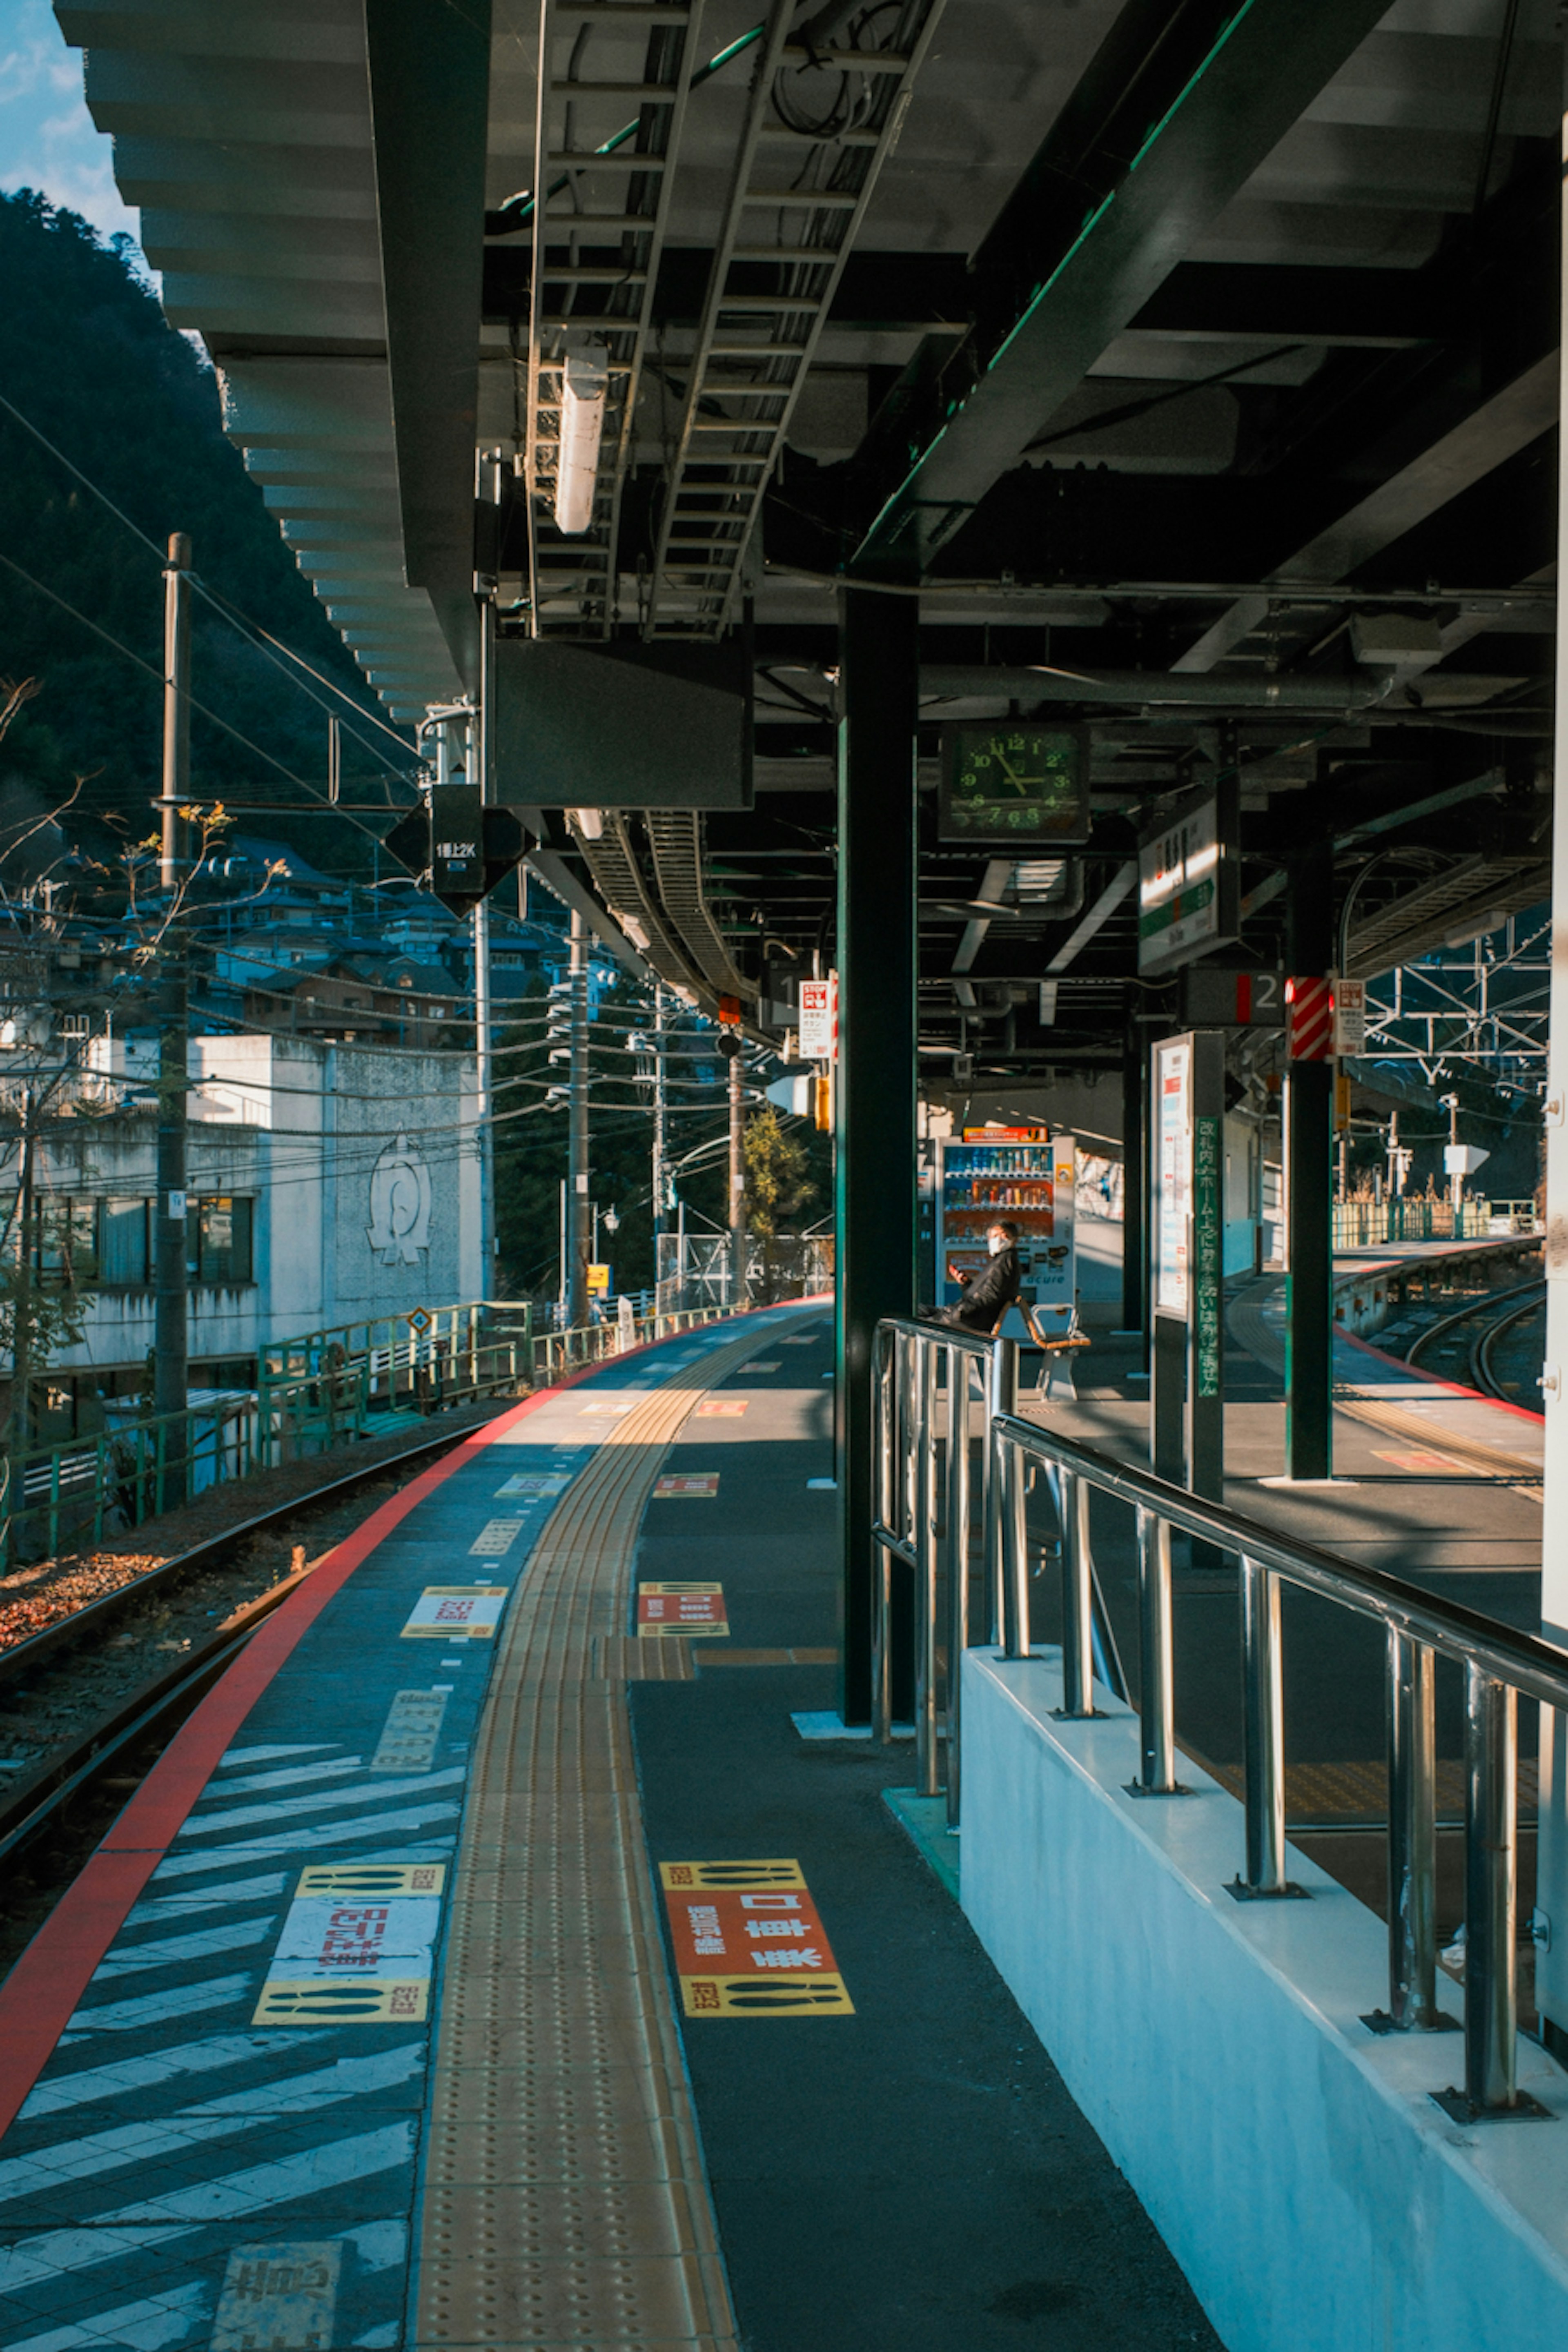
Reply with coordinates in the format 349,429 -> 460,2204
872,1312 -> 1568,2124
2,1297 -> 756,1561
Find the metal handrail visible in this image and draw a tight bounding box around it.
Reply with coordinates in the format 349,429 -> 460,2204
871,1311 -> 1568,2124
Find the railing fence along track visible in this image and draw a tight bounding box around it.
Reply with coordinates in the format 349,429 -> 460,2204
2,1296 -> 755,1562
872,1314 -> 1568,2125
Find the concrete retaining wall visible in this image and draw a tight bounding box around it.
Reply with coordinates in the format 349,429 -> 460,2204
960,1647 -> 1568,2352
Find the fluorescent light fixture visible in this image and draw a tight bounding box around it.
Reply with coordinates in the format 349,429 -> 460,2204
555,340 -> 608,535
570,807 -> 605,840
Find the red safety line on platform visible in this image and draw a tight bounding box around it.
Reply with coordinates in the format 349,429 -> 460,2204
1341,1327 -> 1546,1426
0,1303 -> 823,2139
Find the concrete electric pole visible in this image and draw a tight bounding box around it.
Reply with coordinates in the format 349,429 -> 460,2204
153,532 -> 191,1499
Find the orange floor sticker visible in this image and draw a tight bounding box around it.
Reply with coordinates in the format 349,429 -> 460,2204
694,1399 -> 748,1417
638,1581 -> 729,1637
660,1860 -> 853,2016
654,1473 -> 720,1499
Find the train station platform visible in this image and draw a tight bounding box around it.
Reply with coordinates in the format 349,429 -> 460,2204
0,1308 -> 1219,2352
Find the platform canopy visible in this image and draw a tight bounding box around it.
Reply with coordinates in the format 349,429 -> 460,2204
62,0 -> 1559,1049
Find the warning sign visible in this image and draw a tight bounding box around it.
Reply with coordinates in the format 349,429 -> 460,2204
638,1581 -> 728,1637
660,1860 -> 851,2016
401,1586 -> 508,1639
694,1399 -> 748,1418
653,1474 -> 719,1499
254,1862 -> 445,2024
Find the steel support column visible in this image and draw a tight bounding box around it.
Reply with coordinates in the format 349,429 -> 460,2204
1535,62 -> 1568,2051
1285,843 -> 1334,1480
836,587 -> 918,1725
1121,1018 -> 1147,1345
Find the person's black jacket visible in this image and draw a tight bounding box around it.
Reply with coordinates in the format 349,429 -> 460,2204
948,1243 -> 1021,1334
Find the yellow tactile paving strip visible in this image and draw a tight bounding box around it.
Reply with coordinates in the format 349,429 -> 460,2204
417,1327 -> 797,2350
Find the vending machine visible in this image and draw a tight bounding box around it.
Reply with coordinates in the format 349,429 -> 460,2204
934,1128 -> 1077,1319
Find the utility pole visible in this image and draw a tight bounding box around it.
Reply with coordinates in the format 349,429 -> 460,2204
651,984 -> 668,1305
159,534 -> 191,895
154,532 -> 190,1505
9,1091 -> 36,1488
728,1047 -> 745,1306
567,910 -> 589,1327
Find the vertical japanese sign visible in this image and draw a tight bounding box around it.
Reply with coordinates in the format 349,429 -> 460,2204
1031,1134 -> 1077,1309
798,975 -> 837,1060
1193,1115 -> 1222,1399
1155,1040 -> 1192,1314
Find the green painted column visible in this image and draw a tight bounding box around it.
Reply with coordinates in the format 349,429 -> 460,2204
835,587 -> 919,1725
1285,840 -> 1334,1479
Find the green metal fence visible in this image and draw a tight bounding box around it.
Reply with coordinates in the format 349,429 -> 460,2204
1,1295 -> 764,1563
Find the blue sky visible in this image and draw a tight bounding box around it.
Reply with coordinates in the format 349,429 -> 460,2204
0,0 -> 139,243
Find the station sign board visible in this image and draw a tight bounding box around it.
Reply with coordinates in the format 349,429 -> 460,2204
798,974 -> 837,1060
1137,780 -> 1240,976
1149,1030 -> 1225,1509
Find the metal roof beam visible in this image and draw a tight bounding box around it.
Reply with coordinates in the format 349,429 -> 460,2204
365,0 -> 491,692
849,0 -> 1396,577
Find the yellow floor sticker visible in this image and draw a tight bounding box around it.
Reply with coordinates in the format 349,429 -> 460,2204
653,1473 -> 720,1499
694,1398 -> 748,1417
661,1859 -> 852,2016
254,1858 -> 445,2023
638,1582 -> 728,1637
401,1585 -> 508,1638
1373,1448 -> 1468,1474
253,1980 -> 429,2024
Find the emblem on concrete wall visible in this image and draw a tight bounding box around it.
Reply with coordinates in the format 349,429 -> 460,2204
368,1134 -> 433,1266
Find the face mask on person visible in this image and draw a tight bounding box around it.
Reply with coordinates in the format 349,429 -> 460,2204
988,1232 -> 1007,1256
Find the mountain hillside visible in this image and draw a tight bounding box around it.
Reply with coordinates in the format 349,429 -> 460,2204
0,190 -> 405,876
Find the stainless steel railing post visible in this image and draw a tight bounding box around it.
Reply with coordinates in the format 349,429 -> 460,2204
875,1327 -> 895,1543
871,1537 -> 893,1745
1241,1555 -> 1287,1894
982,1337 -> 1019,1645
900,1329 -> 918,1546
1387,1630 -> 1440,2028
915,1338 -> 941,1800
1059,1470 -> 1096,1717
945,1341 -> 971,1828
1464,1662 -> 1518,2113
1136,1508 -> 1179,1791
1000,1430 -> 1031,1660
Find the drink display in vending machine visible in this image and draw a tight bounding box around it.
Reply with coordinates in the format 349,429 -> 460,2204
935,1128 -> 1077,1315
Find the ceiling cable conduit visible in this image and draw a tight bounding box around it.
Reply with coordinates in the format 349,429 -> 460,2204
916,667 -> 1516,712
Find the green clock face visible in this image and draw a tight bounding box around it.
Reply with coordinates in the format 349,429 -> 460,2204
938,727 -> 1089,844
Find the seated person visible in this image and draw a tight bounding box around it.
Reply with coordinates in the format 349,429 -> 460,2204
942,1220 -> 1021,1335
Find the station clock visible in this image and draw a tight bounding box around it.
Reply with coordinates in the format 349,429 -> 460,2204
937,725 -> 1091,846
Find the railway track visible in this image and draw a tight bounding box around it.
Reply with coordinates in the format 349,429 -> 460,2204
0,1408 -> 505,1958
1403,1278 -> 1546,1403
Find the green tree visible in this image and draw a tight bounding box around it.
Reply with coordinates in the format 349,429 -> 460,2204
744,1105 -> 817,1302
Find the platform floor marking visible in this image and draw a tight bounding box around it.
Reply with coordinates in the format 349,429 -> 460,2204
126,1875 -> 290,1926
579,1398 -> 635,1414
180,1766 -> 466,1839
212,2241 -> 339,2352
694,1397 -> 748,1417
149,1808 -> 461,1880
218,1746 -> 336,1770
18,2036 -> 304,2122
297,1862 -> 446,1897
638,1582 -> 728,1638
66,1975 -> 255,2034
0,2046 -> 423,2205
6,2278 -> 209,2352
370,1690 -> 448,1773
93,1917 -> 275,1980
0,2125 -> 415,2294
744,1361 -> 781,1372
780,1334 -> 818,1343
400,1586 -> 507,1640
653,1473 -> 719,1498
468,1518 -> 525,1555
493,1471 -> 570,1499
1372,1448 -> 1469,1474
660,1861 -> 852,2017
200,1758 -> 363,1800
